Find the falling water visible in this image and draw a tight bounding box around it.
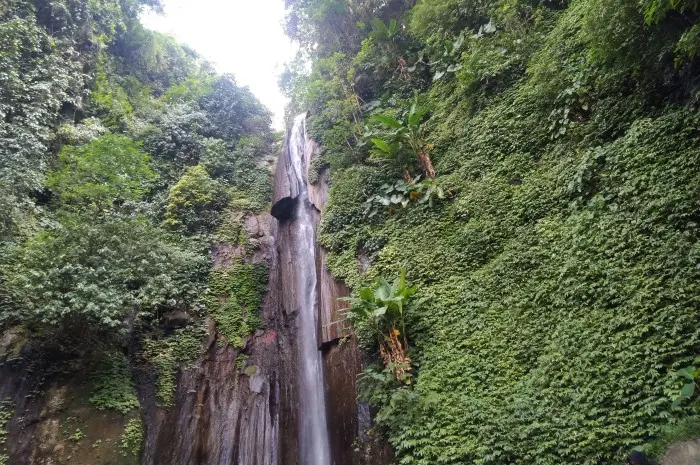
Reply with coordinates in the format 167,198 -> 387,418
289,113 -> 332,465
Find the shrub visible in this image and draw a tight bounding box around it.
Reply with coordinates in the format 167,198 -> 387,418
164,165 -> 228,234
119,418 -> 144,457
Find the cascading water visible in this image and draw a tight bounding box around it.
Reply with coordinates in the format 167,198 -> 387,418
289,113 -> 332,465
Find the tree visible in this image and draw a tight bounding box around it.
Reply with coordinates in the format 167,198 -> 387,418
164,165 -> 228,234
0,15 -> 81,238
47,134 -> 157,212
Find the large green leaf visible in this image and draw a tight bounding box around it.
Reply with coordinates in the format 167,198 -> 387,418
680,382 -> 696,398
408,106 -> 428,127
371,138 -> 392,153
397,267 -> 407,293
374,306 -> 388,317
359,287 -> 374,302
388,18 -> 398,35
372,115 -> 403,129
370,18 -> 390,40
375,279 -> 391,300
677,366 -> 696,380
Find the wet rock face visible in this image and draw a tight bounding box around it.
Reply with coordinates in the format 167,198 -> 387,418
141,329 -> 288,465
271,120 -> 382,465
323,337 -> 362,465
317,247 -> 353,345
272,135 -> 301,208
144,211 -> 301,465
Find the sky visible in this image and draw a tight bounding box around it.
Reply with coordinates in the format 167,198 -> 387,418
141,0 -> 296,129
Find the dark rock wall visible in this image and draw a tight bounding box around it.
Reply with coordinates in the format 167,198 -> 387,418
141,323 -> 289,465
143,208 -> 301,465
323,338 -> 362,465
0,336 -> 136,465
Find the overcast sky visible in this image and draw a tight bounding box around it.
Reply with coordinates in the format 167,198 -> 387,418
141,0 -> 295,129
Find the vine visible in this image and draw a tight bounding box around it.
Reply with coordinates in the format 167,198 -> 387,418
0,401 -> 10,465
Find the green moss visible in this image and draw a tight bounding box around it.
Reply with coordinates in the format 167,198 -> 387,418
60,416 -> 86,444
164,165 -> 228,234
214,208 -> 247,244
89,353 -> 140,414
92,51 -> 134,129
314,8 -> 700,459
204,260 -> 268,348
321,104 -> 700,464
308,150 -> 325,185
68,428 -> 86,442
235,353 -> 250,370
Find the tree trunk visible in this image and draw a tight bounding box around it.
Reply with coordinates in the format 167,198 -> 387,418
417,150 -> 436,178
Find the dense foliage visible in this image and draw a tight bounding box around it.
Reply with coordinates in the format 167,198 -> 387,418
0,0 -> 275,453
284,0 -> 700,463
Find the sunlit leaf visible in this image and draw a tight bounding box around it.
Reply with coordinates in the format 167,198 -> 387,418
371,138 -> 391,153
372,115 -> 403,129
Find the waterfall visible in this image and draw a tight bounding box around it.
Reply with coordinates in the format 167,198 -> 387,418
289,113 -> 332,465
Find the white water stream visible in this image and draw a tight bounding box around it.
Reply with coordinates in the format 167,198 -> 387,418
289,114 -> 332,465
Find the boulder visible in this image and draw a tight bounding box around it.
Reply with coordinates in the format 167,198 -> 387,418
161,310 -> 192,329
661,439 -> 700,465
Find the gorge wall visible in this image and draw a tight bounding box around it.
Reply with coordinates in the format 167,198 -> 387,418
0,115 -> 383,465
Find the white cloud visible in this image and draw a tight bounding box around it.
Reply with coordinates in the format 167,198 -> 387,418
141,0 -> 295,129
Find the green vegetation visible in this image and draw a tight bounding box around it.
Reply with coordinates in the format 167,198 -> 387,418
47,135 -> 157,212
0,0 -> 274,429
640,416 -> 700,460
119,418 -> 143,458
68,428 -> 86,442
368,103 -> 435,179
89,353 -> 140,414
0,401 -> 10,465
164,165 -> 228,234
5,217 -> 205,327
5,0 -> 700,461
285,0 -> 700,462
61,417 -> 86,443
204,261 -> 268,348
235,353 -> 250,370
343,268 -> 423,383
144,324 -> 206,406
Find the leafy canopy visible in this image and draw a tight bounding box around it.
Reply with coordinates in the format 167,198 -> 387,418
47,134 -> 157,211
5,216 -> 206,327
